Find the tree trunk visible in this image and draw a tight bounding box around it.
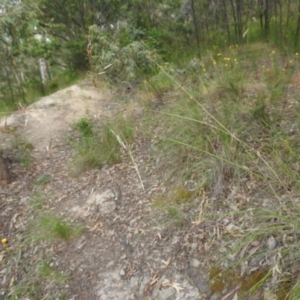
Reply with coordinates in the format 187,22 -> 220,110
4,66 -> 15,102
259,0 -> 264,30
279,0 -> 283,41
236,0 -> 243,41
191,0 -> 201,60
264,0 -> 270,32
295,0 -> 300,46
229,0 -> 238,43
222,0 -> 231,42
286,0 -> 291,28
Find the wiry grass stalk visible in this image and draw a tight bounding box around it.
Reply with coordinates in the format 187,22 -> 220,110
150,67 -> 287,190
108,126 -> 145,192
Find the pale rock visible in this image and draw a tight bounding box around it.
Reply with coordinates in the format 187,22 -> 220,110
119,268 -> 126,277
130,276 -> 139,289
267,236 -> 277,250
106,261 -> 114,268
87,189 -> 116,214
190,243 -> 198,252
189,258 -> 201,268
156,287 -> 176,300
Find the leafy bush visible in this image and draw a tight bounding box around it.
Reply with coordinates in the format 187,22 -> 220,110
88,25 -> 160,84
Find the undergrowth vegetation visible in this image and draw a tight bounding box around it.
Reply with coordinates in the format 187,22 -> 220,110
70,115 -> 134,174
3,191 -> 83,299
88,25 -> 159,86
140,42 -> 300,299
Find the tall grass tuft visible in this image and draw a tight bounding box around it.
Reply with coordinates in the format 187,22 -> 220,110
70,116 -> 134,174
148,42 -> 300,298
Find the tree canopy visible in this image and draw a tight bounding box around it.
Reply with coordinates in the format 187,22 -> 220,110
1,0 -> 300,109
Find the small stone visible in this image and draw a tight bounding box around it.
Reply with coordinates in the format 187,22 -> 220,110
69,263 -> 76,271
251,240 -> 260,247
156,287 -> 176,300
87,189 -> 116,214
152,286 -> 159,298
129,218 -> 136,226
189,258 -> 201,268
19,196 -> 30,204
76,236 -> 87,250
139,275 -> 150,292
119,268 -> 126,277
106,261 -> 114,268
223,218 -> 230,225
190,243 -> 198,252
171,236 -> 179,244
267,236 -> 277,250
130,276 -> 139,289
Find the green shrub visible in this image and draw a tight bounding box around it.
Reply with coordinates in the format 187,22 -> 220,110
88,25 -> 160,84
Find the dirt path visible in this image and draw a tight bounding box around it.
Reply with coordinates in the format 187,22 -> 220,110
0,81 -> 213,300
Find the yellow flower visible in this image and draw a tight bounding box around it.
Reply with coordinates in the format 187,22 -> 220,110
225,64 -> 228,67
272,50 -> 276,54
213,60 -> 217,65
1,238 -> 8,244
203,68 -> 206,72
295,53 -> 299,56
217,53 -> 222,56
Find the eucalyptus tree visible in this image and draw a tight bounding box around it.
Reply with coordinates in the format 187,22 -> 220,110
0,0 -> 38,104
23,0 -> 129,70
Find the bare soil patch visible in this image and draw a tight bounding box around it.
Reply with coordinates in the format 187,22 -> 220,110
0,81 -> 117,151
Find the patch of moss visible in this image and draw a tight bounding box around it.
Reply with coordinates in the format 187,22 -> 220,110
209,267 -> 269,298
